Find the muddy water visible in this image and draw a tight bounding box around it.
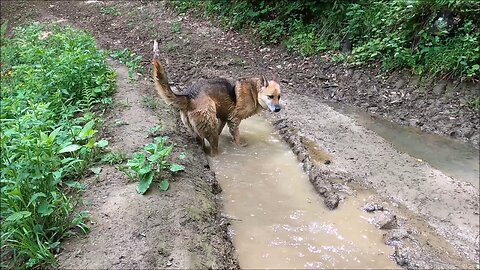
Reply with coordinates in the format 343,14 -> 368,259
209,116 -> 399,269
326,102 -> 480,189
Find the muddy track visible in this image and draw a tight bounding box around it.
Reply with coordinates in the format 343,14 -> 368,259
2,1 -> 478,269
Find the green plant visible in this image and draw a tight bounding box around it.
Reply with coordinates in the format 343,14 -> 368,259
166,41 -> 179,52
110,48 -> 142,79
169,0 -> 480,80
1,22 -> 115,269
142,96 -> 159,110
122,137 -> 185,194
148,125 -> 163,137
171,22 -> 182,34
99,6 -> 120,16
100,151 -> 127,165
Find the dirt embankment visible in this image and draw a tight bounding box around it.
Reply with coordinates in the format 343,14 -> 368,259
2,1 -> 478,269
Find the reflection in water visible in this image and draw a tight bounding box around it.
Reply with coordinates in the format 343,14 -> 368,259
326,102 -> 479,189
209,116 -> 399,269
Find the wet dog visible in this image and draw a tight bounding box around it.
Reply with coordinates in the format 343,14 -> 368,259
152,40 -> 282,155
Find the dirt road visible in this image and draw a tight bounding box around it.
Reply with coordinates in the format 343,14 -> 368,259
2,1 -> 478,269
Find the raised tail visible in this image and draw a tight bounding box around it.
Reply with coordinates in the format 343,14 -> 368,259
152,40 -> 189,110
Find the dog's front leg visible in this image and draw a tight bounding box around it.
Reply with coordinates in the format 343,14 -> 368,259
227,120 -> 247,147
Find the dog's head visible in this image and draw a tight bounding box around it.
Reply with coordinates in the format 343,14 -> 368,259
258,75 -> 281,112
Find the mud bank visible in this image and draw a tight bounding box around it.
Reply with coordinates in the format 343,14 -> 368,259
271,116 -> 477,269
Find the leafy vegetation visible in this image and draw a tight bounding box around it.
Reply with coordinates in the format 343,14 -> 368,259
121,136 -> 185,194
0,22 -> 115,269
170,0 -> 480,80
110,48 -> 142,80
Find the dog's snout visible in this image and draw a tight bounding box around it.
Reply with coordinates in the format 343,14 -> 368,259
274,107 -> 281,112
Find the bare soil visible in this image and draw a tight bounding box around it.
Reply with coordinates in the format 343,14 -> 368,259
2,1 -> 478,269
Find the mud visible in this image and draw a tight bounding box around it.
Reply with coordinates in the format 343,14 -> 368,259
2,1 -> 478,269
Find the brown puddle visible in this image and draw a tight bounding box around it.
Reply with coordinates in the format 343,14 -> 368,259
209,116 -> 399,269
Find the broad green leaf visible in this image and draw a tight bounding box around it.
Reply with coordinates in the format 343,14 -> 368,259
147,153 -> 161,163
6,211 -> 32,222
78,120 -> 96,139
127,153 -> 146,169
90,167 -> 102,175
53,170 -> 63,184
38,202 -> 54,217
95,139 -> 108,148
39,131 -> 48,143
136,171 -> 154,194
169,163 -> 185,172
85,137 -> 96,148
143,143 -> 156,154
59,144 -> 81,153
28,192 -> 47,206
138,164 -> 152,175
159,179 -> 169,191
65,180 -> 86,189
49,126 -> 62,141
158,144 -> 174,157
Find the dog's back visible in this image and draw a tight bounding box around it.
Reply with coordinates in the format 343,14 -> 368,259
185,78 -> 235,120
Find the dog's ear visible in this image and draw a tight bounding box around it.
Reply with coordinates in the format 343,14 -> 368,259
272,74 -> 280,84
261,75 -> 269,87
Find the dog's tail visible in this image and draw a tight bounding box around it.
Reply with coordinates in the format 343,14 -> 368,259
152,40 -> 189,110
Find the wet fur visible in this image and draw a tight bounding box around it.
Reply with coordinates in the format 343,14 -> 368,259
152,40 -> 281,155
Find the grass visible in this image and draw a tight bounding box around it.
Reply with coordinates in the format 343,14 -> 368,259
99,6 -> 120,16
109,48 -> 143,80
0,22 -> 115,269
171,22 -> 182,34
142,96 -> 160,110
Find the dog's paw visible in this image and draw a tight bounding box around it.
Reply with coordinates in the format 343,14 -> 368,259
233,139 -> 248,147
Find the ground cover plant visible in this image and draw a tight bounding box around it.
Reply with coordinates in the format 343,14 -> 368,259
170,0 -> 480,80
0,22 -> 115,269
122,136 -> 185,194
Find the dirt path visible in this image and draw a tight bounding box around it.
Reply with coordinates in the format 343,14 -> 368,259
2,1 -> 478,269
54,60 -> 237,269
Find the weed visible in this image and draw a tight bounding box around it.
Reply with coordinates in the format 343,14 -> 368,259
166,41 -> 179,52
142,96 -> 159,110
231,57 -> 246,66
113,119 -> 128,126
99,6 -> 120,16
149,125 -> 163,137
171,22 -> 182,34
121,137 -> 185,194
0,22 -> 114,269
110,48 -> 142,80
100,151 -> 127,165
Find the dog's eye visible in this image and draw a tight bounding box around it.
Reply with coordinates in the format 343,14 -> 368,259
268,95 -> 274,99
278,95 -> 281,99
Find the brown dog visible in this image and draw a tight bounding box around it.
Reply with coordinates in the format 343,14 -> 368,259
152,40 -> 281,155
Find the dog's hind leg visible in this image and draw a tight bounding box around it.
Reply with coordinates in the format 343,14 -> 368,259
206,133 -> 219,156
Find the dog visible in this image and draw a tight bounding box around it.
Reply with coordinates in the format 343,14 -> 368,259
152,40 -> 281,155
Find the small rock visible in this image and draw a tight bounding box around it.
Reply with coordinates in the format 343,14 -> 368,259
324,192 -> 340,210
383,228 -> 410,246
432,82 -> 446,95
374,213 -> 398,230
363,202 -> 384,212
394,79 -> 405,89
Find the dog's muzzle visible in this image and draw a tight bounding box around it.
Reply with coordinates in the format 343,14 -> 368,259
273,106 -> 281,112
